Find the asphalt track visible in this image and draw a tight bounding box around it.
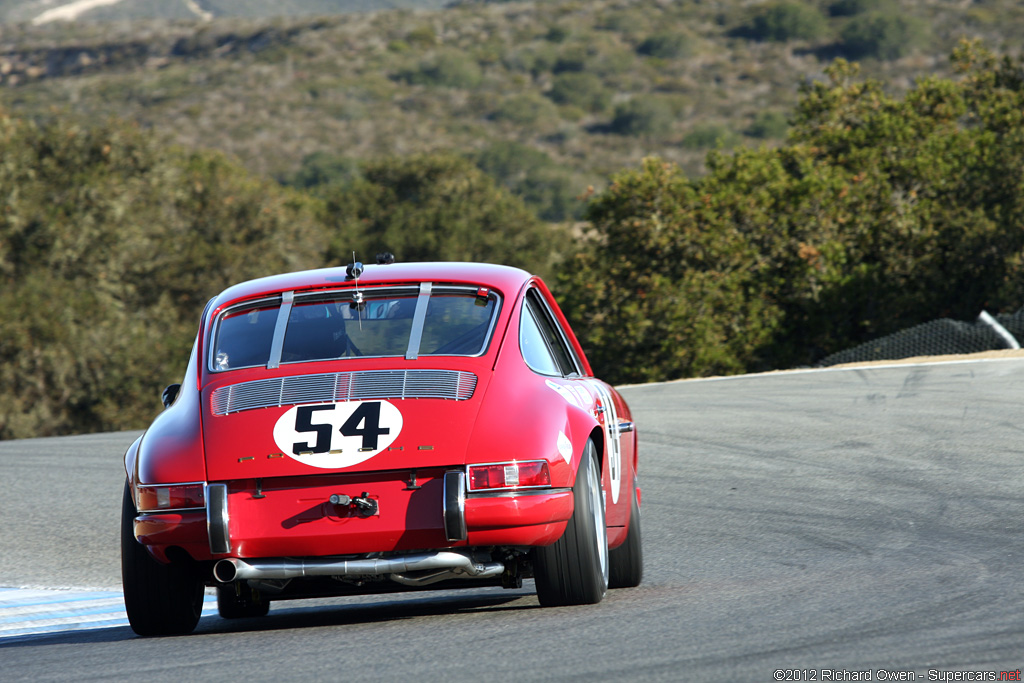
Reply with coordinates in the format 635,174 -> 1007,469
2,359 -> 1023,681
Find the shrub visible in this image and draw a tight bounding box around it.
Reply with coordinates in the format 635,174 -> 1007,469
840,12 -> 928,60
405,25 -> 437,47
746,2 -> 829,42
745,111 -> 790,139
597,10 -> 648,35
610,97 -> 674,137
637,32 -> 696,59
472,141 -> 584,221
553,45 -> 589,73
503,43 -> 557,76
828,0 -> 890,17
283,151 -> 360,191
490,93 -> 559,126
681,123 -> 738,149
396,50 -> 483,88
546,72 -> 610,113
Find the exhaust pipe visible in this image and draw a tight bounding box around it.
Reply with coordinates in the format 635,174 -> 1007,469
213,551 -> 502,584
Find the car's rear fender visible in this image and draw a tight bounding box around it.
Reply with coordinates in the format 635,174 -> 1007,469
126,335 -> 206,488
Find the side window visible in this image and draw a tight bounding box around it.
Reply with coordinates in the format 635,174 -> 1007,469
520,291 -> 580,377
520,303 -> 561,376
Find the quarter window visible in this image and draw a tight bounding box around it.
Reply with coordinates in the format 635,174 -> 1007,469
520,291 -> 579,377
520,304 -> 561,376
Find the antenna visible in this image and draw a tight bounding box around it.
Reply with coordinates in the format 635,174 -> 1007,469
347,252 -> 365,330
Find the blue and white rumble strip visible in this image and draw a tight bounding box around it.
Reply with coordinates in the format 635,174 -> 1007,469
0,587 -> 216,640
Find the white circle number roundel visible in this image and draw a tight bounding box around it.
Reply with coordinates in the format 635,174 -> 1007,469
272,400 -> 403,469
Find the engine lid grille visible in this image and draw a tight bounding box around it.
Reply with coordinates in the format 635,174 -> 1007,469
211,369 -> 478,416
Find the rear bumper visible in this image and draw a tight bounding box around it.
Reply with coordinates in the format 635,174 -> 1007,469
465,489 -> 572,546
134,511 -> 209,564
134,472 -> 574,563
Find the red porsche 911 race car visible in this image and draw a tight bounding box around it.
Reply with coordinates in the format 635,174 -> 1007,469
121,260 -> 642,636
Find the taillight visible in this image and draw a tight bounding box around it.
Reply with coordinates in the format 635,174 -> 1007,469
135,483 -> 206,512
468,461 -> 551,492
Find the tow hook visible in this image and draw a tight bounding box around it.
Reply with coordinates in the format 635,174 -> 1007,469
329,492 -> 379,517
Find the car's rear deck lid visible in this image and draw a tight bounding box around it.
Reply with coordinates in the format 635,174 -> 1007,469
210,369 -> 478,415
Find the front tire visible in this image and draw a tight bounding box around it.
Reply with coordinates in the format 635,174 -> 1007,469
121,481 -> 204,636
533,439 -> 608,606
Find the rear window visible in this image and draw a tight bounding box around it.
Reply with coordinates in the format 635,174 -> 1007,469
210,286 -> 500,371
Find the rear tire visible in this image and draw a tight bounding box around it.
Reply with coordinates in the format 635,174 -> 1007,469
533,440 -> 608,606
217,583 -> 270,619
121,481 -> 204,636
608,484 -> 643,589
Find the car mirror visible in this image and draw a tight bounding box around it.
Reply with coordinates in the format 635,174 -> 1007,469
161,383 -> 181,408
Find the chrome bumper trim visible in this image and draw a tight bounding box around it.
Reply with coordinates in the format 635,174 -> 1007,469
206,483 -> 231,554
443,470 -> 467,542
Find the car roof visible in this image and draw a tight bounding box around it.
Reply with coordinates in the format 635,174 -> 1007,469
209,262 -> 534,311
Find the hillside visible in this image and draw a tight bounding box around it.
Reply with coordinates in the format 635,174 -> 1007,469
0,1 -> 452,24
1,1 -> 1022,220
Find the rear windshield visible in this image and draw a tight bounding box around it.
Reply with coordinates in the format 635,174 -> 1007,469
211,286 -> 500,371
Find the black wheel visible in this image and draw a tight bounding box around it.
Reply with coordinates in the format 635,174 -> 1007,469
217,583 -> 270,619
121,481 -> 205,636
608,483 -> 643,589
533,439 -> 608,606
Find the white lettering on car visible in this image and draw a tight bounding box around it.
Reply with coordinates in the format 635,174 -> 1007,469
586,381 -> 621,505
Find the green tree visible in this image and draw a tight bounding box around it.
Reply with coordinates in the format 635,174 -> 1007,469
321,152 -> 570,277
560,43 -> 1024,381
556,159 -> 781,384
472,141 -> 585,221
0,113 -> 325,439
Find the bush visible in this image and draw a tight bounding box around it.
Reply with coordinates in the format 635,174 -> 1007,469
553,45 -> 589,73
547,72 -> 610,113
490,93 -> 559,126
472,141 -> 585,221
828,0 -> 890,17
681,123 -> 738,149
839,12 -> 928,60
745,110 -> 789,139
610,97 -> 674,137
745,2 -> 829,42
283,151 -> 360,190
637,32 -> 696,59
396,50 -> 483,88
503,43 -> 557,76
597,10 -> 648,35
